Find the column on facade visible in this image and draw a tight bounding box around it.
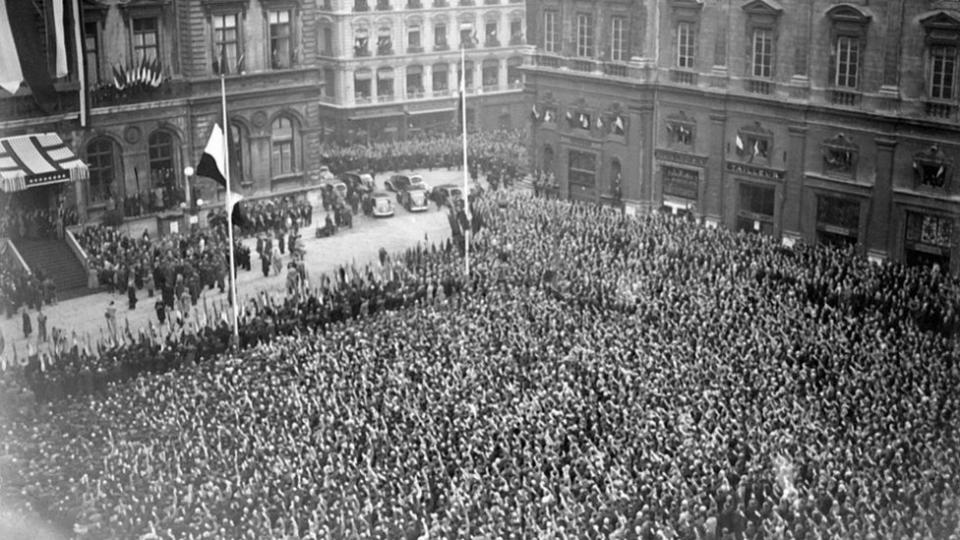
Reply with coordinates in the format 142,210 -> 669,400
867,137 -> 897,261
473,60 -> 482,93
370,67 -> 378,102
782,126 -> 807,240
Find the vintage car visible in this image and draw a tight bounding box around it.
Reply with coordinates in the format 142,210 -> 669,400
341,171 -> 375,196
408,174 -> 431,194
399,187 -> 429,212
321,179 -> 349,201
370,191 -> 395,217
430,184 -> 465,207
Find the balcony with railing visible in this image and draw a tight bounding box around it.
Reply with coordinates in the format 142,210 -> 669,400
925,100 -> 957,121
407,46 -> 424,54
604,62 -> 628,78
670,69 -> 697,85
535,53 -> 563,69
568,58 -> 597,72
509,35 -> 524,46
434,43 -> 449,52
432,88 -> 450,97
746,79 -> 773,95
355,48 -> 371,57
377,93 -> 395,103
829,89 -> 861,107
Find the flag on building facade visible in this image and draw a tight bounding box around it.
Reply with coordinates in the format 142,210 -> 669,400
197,123 -> 246,227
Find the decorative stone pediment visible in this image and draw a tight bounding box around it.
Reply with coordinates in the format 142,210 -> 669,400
920,11 -> 960,44
670,0 -> 703,19
742,0 -> 783,18
826,4 -> 871,25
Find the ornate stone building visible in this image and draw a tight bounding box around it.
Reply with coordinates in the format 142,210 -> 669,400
0,0 -> 529,223
524,0 -> 960,272
316,0 -> 529,139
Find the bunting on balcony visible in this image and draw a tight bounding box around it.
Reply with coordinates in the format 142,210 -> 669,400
0,0 -> 72,113
0,133 -> 89,193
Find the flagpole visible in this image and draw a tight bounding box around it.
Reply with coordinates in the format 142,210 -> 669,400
71,0 -> 86,127
221,75 -> 240,343
460,45 -> 470,278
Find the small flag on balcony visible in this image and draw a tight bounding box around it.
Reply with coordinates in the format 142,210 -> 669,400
544,109 -> 553,123
595,115 -> 604,130
217,44 -> 230,76
937,165 -> 945,179
530,104 -> 540,122
565,110 -> 574,126
613,115 -> 625,135
579,113 -> 590,129
735,134 -> 745,154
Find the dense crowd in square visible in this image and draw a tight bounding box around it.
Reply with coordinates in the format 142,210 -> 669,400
1,186 -> 958,539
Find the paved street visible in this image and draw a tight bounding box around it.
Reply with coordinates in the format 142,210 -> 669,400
0,168 -> 475,358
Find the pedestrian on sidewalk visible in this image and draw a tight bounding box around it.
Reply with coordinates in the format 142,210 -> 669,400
104,301 -> 117,339
127,277 -> 137,310
36,308 -> 47,343
21,307 -> 32,339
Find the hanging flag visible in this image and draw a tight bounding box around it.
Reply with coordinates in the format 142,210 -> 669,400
3,0 -> 59,112
936,165 -> 945,179
752,139 -> 761,159
235,53 -> 245,74
579,113 -> 589,129
595,115 -> 604,130
530,104 -> 540,122
735,134 -> 745,154
544,109 -> 553,123
196,123 -> 247,227
52,0 -> 68,78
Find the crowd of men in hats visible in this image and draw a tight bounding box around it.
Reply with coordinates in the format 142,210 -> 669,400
207,195 -> 313,238
1,190 -> 958,539
75,224 -> 250,314
318,129 -> 527,185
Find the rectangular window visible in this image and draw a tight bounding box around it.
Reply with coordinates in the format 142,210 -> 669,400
816,195 -> 860,230
676,22 -> 694,69
906,212 -> 953,248
576,14 -> 594,58
434,23 -> 447,48
485,21 -> 498,45
408,26 -> 421,49
930,45 -> 957,100
133,18 -> 159,64
323,68 -> 335,98
84,21 -> 99,86
834,36 -> 859,88
432,65 -> 448,92
213,14 -> 240,73
739,183 -> 775,217
568,150 -> 597,187
459,62 -> 474,90
752,28 -> 773,78
543,10 -> 558,53
323,27 -> 333,56
355,75 -> 371,99
269,10 -> 293,69
610,16 -> 626,62
510,19 -> 522,44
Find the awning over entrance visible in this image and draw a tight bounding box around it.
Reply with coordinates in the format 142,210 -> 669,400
0,133 -> 88,192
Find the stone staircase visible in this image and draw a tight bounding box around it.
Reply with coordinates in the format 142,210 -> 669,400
11,238 -> 90,300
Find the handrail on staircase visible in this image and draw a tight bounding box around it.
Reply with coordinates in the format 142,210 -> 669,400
2,237 -> 32,276
64,227 -> 90,271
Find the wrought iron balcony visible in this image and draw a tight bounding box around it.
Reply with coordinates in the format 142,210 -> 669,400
355,48 -> 371,57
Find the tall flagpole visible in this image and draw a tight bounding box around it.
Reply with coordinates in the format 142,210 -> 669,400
460,45 -> 470,278
71,0 -> 86,127
221,75 -> 240,342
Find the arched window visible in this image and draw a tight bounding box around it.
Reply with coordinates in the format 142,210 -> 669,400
406,65 -> 423,98
148,131 -> 178,190
377,26 -> 393,55
355,68 -> 372,101
86,138 -> 119,203
271,116 -> 299,176
354,27 -> 370,56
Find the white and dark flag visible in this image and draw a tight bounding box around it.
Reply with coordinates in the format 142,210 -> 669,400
196,123 -> 246,227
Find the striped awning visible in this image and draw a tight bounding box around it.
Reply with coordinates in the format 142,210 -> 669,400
0,133 -> 89,192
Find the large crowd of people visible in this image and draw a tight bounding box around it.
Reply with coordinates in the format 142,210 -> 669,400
74,224 -> 250,312
319,129 -> 528,188
1,191 -> 958,539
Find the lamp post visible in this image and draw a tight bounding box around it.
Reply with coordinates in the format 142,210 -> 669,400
183,166 -> 197,230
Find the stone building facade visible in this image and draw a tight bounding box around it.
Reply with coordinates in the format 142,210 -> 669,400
524,0 -> 960,272
0,0 -> 529,223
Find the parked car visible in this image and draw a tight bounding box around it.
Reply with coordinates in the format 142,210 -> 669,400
430,184 -> 465,207
408,174 -> 431,194
370,192 -> 395,217
341,171 -> 375,195
384,174 -> 412,193
399,187 -> 429,212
